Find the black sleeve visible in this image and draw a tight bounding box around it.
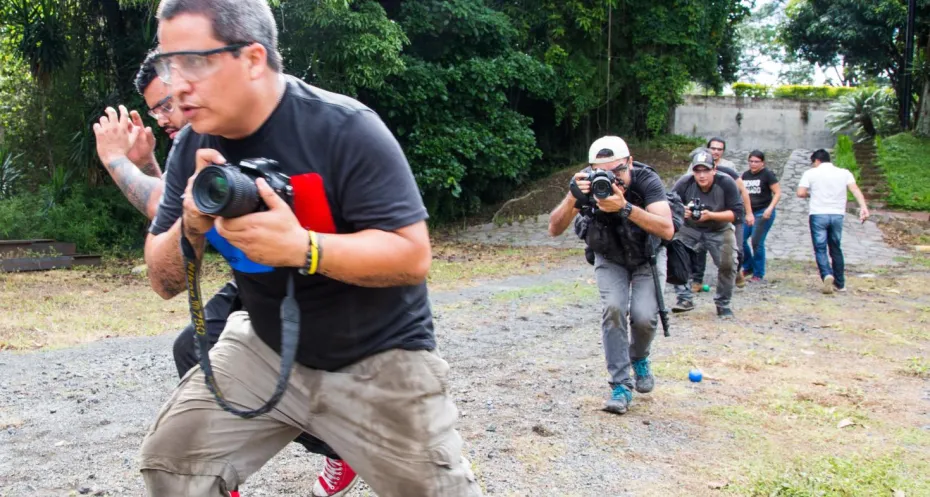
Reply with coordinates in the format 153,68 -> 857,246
333,110 -> 428,232
719,175 -> 744,221
637,170 -> 668,207
149,126 -> 197,235
717,166 -> 739,181
767,168 -> 779,185
672,175 -> 692,201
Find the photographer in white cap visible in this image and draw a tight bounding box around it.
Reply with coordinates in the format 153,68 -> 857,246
548,136 -> 675,414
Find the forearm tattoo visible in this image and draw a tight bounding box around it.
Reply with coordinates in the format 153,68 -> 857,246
138,160 -> 163,179
107,157 -> 159,216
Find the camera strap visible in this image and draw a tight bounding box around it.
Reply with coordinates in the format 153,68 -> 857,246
179,222 -> 300,419
648,248 -> 671,338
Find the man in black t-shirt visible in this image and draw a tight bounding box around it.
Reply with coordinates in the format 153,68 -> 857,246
670,149 -> 744,318
138,1 -> 480,496
689,139 -> 753,290
549,136 -> 675,415
93,53 -> 359,497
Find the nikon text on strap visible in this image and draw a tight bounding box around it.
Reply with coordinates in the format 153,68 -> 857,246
180,222 -> 300,419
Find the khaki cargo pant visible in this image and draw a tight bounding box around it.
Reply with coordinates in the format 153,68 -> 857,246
140,311 -> 481,497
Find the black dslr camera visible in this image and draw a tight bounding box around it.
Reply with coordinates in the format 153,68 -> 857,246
571,169 -> 621,204
689,198 -> 705,221
192,158 -> 293,218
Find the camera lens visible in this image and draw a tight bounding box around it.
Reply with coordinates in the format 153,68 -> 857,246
591,177 -> 612,199
206,175 -> 229,204
192,165 -> 260,218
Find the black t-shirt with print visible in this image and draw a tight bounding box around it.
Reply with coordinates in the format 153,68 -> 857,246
150,75 -> 434,371
741,168 -> 779,212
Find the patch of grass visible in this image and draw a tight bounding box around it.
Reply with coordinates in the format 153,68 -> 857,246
740,452 -> 930,496
766,388 -> 868,427
877,133 -> 930,210
0,256 -> 232,351
428,243 -> 581,291
491,279 -> 597,303
900,356 -> 930,379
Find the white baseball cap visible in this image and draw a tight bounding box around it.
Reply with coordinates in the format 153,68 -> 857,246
588,136 -> 630,164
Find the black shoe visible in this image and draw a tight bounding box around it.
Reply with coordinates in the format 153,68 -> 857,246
672,299 -> 695,313
716,306 -> 734,318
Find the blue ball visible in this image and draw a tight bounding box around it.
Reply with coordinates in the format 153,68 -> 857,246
688,369 -> 703,383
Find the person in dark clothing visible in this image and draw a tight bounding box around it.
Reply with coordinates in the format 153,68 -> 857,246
92,50 -> 360,497
670,149 -> 744,318
688,139 -> 753,290
138,1 -> 480,496
549,136 -> 675,415
740,150 -> 781,281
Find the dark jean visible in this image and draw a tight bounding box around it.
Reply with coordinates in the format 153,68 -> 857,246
173,282 -> 342,460
742,208 -> 776,279
809,214 -> 845,289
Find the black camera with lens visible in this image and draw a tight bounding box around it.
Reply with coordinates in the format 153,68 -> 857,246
192,158 -> 293,218
689,198 -> 705,221
571,169 -> 620,206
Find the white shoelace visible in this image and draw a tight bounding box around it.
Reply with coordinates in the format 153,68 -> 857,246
321,458 -> 344,487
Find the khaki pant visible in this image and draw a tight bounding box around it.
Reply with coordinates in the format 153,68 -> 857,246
140,311 -> 481,497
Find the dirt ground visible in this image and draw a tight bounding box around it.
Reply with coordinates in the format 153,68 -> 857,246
2,244 -> 929,496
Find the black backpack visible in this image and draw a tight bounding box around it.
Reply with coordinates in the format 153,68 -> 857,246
660,190 -> 691,286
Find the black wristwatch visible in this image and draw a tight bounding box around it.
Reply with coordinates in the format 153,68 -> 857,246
620,203 -> 633,219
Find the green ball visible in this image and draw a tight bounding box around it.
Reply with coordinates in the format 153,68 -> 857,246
702,284 -> 710,292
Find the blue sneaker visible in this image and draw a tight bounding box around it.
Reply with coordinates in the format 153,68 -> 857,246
605,385 -> 632,414
632,358 -> 654,393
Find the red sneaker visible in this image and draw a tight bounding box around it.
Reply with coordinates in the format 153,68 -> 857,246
312,457 -> 359,497
229,492 -> 240,497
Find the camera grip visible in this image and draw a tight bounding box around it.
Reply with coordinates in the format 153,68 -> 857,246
570,179 -> 587,203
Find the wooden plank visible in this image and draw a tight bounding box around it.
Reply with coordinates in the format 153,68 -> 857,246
0,242 -> 76,257
0,256 -> 74,272
0,239 -> 55,246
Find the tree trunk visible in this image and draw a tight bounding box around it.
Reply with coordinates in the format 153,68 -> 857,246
917,78 -> 930,137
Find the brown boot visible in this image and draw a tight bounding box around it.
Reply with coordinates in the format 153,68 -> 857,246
691,282 -> 702,293
735,270 -> 746,288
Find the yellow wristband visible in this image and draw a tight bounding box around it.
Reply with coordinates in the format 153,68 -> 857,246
308,230 -> 319,275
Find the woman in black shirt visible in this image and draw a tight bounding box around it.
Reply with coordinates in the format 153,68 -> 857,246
741,150 -> 781,281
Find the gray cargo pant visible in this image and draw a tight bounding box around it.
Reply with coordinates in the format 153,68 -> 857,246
593,248 -> 666,389
674,225 -> 738,309
140,311 -> 481,497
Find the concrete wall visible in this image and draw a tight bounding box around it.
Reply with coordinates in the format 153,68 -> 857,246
672,95 -> 837,151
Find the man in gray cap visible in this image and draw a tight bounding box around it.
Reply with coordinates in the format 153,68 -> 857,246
670,148 -> 744,318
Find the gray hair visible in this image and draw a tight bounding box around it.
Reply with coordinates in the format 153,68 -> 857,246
157,0 -> 282,72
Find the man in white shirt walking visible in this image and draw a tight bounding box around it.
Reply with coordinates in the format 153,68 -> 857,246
797,149 -> 870,294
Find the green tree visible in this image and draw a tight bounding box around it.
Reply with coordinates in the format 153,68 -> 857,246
780,0 -> 930,128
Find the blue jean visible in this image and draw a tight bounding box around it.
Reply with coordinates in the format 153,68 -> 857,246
809,214 -> 845,289
742,208 -> 776,279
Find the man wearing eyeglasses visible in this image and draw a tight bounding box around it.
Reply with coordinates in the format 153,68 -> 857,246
548,136 -> 675,415
93,51 -> 363,497
137,1 -> 480,496
689,137 -> 753,291
670,149 -> 744,318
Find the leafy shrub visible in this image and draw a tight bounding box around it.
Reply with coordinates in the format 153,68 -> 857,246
876,133 -> 930,210
732,82 -> 771,98
833,134 -> 859,181
827,87 -> 899,142
773,85 -> 856,100
0,184 -> 148,255
731,83 -> 855,100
